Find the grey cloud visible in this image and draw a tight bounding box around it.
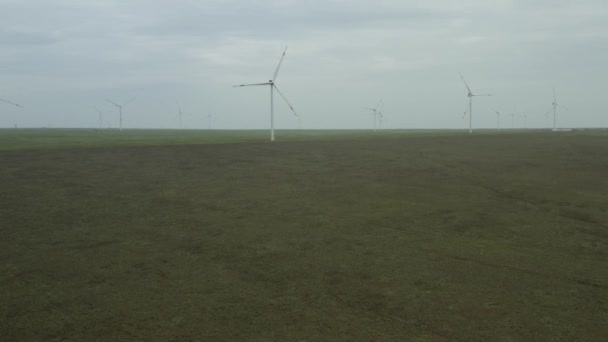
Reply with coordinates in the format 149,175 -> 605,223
133,2 -> 451,39
0,0 -> 606,130
0,29 -> 58,45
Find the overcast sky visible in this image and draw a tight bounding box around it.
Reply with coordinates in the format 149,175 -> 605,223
1,0 -> 607,130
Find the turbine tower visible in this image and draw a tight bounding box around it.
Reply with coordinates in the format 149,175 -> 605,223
551,88 -> 567,131
177,103 -> 183,129
510,110 -> 517,129
494,110 -> 501,130
208,112 -> 213,130
233,46 -> 298,141
362,100 -> 384,132
459,73 -> 491,133
106,97 -> 136,131
95,107 -> 103,130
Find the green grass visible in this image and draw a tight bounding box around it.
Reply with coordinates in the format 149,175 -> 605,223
0,128 -> 543,151
1,130 -> 607,340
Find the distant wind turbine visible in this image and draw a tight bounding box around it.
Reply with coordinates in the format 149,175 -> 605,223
0,98 -> 24,108
177,103 -> 183,129
1,98 -> 23,129
551,88 -> 567,131
207,112 -> 214,130
494,110 -> 501,130
95,107 -> 103,129
459,73 -> 491,133
362,100 -> 384,132
233,46 -> 299,141
106,97 -> 136,131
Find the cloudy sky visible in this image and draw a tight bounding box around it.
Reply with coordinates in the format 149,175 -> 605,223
1,0 -> 607,129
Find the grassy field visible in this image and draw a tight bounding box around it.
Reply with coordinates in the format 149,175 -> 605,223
0,128 -> 460,151
0,128 -> 534,151
1,129 -> 607,340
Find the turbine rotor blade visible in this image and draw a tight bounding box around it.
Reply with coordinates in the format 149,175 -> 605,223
232,82 -> 271,87
122,97 -> 136,107
459,72 -> 473,95
106,99 -> 121,108
553,88 -> 557,103
272,46 -> 288,82
375,99 -> 384,111
0,98 -> 23,108
473,93 -> 492,96
273,85 -> 298,118
558,104 -> 568,110
462,101 -> 470,118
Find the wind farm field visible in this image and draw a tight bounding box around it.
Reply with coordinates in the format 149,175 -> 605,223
1,129 -> 608,341
0,128 -> 478,151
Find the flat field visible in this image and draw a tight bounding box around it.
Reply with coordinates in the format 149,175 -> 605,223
1,129 -> 607,341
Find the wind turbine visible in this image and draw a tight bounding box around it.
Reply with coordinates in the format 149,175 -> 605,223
551,88 -> 567,131
510,111 -> 517,129
233,46 -> 298,141
177,103 -> 183,129
1,98 -> 23,129
207,112 -> 214,130
494,110 -> 501,130
459,73 -> 491,133
95,107 -> 103,130
106,97 -> 136,131
362,100 -> 384,132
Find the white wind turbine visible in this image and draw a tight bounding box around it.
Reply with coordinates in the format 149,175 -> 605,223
494,110 -> 501,130
233,46 -> 298,141
1,98 -> 23,128
510,109 -> 517,129
362,100 -> 384,132
106,97 -> 136,131
177,103 -> 183,129
460,73 -> 491,133
95,107 -> 103,129
207,112 -> 214,130
551,88 -> 567,131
